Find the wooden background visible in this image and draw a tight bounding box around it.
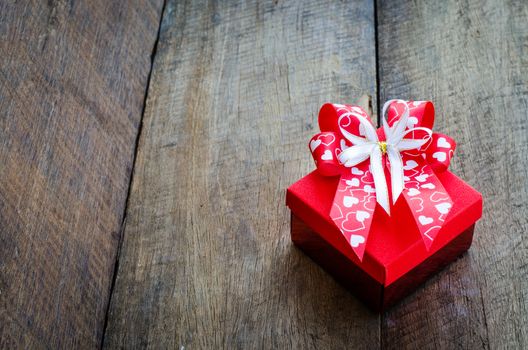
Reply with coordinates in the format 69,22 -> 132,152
0,0 -> 164,348
1,0 -> 527,349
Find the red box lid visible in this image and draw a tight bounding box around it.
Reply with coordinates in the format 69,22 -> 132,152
286,170 -> 482,286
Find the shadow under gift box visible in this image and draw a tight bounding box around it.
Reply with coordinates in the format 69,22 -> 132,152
286,170 -> 482,312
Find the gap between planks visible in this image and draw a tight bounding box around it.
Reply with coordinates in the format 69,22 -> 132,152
100,1 -> 168,348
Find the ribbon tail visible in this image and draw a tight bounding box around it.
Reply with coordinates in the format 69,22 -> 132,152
330,162 -> 375,261
370,147 -> 390,215
387,145 -> 404,204
401,156 -> 454,249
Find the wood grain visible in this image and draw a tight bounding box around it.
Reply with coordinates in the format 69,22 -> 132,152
103,0 -> 379,348
0,0 -> 163,348
377,0 -> 528,348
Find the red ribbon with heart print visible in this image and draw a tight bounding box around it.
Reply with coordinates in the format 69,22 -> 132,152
309,100 -> 456,260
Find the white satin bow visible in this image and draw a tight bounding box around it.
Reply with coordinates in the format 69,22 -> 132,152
337,100 -> 432,215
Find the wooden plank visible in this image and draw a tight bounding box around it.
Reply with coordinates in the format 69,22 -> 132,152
103,0 -> 379,348
377,0 -> 528,348
0,0 -> 163,348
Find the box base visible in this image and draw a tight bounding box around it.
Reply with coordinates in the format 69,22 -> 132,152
291,213 -> 474,312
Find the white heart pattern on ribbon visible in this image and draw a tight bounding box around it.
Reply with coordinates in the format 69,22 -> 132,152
343,195 -> 359,207
433,152 -> 446,162
350,234 -> 365,247
310,139 -> 322,152
437,137 -> 451,148
321,150 -> 333,160
419,215 -> 433,225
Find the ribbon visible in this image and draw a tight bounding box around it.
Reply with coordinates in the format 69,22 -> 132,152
309,100 -> 456,260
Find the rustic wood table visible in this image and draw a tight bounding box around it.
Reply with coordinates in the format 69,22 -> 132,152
1,1 -> 527,349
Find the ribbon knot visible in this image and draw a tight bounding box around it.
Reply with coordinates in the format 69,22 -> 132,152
309,100 -> 457,260
377,141 -> 387,155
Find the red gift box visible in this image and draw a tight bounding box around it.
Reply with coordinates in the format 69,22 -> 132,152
286,100 -> 482,311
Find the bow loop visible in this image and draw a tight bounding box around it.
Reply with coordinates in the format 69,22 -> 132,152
386,100 -> 435,130
319,103 -> 376,143
397,127 -> 433,151
309,132 -> 342,176
424,133 -> 456,172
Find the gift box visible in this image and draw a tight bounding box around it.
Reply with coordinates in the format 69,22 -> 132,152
286,100 -> 482,311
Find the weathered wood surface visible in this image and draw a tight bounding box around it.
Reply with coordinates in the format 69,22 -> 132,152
377,0 -> 528,349
103,0 -> 379,348
0,0 -> 163,348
